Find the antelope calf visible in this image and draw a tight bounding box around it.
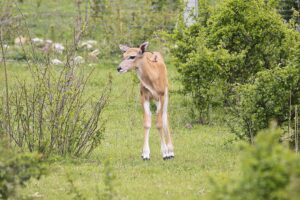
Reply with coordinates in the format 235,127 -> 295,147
117,42 -> 174,160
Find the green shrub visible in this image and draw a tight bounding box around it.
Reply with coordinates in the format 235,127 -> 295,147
0,139 -> 46,199
207,0 -> 291,84
0,59 -> 111,157
277,0 -> 300,22
228,65 -> 300,140
227,36 -> 300,140
209,129 -> 300,200
168,0 -> 297,123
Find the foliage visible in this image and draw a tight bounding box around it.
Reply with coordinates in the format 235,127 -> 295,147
0,0 -> 181,58
207,0 -> 291,84
0,31 -> 112,157
277,0 -> 300,22
0,1 -> 20,43
209,129 -> 300,200
228,65 -> 300,140
0,138 -> 46,199
227,33 -> 300,139
90,0 -> 109,19
151,0 -> 181,11
176,33 -> 225,121
88,0 -> 181,57
0,63 -> 111,157
168,0 -> 299,126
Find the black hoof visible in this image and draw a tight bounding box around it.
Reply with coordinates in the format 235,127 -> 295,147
163,156 -> 174,160
142,157 -> 150,161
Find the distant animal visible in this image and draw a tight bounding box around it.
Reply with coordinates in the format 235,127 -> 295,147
14,36 -> 27,46
79,40 -> 98,50
31,37 -> 44,47
42,40 -> 53,54
72,56 -> 85,65
53,43 -> 65,54
51,58 -> 63,65
117,42 -> 174,160
88,49 -> 100,62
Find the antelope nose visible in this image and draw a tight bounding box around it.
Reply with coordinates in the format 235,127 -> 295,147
117,67 -> 122,72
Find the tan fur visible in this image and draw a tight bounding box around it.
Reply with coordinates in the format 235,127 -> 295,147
118,42 -> 174,159
14,36 -> 27,46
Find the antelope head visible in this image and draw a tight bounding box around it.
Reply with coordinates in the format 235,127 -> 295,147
117,42 -> 149,74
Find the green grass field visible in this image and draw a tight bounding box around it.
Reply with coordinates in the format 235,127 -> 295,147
1,62 -> 242,199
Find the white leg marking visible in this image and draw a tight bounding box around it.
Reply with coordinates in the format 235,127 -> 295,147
144,100 -> 151,127
167,143 -> 174,157
142,100 -> 151,159
142,128 -> 150,159
161,141 -> 169,158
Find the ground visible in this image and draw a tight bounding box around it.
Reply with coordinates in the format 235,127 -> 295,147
1,61 -> 242,199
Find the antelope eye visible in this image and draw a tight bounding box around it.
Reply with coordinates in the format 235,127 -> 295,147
128,56 -> 136,60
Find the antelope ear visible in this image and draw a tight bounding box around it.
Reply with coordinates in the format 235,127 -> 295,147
119,44 -> 129,53
139,42 -> 149,54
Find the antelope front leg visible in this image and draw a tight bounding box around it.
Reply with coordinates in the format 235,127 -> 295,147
142,99 -> 151,160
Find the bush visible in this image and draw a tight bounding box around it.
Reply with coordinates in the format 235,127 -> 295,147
277,0 -> 300,22
209,129 -> 300,200
227,34 -> 300,140
228,65 -> 300,140
207,0 -> 291,83
168,0 -> 297,123
0,54 -> 111,157
0,139 -> 46,199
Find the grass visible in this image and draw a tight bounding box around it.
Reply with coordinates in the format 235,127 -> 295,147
1,60 -> 242,199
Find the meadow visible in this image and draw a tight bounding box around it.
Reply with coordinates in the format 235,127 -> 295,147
2,61 -> 241,199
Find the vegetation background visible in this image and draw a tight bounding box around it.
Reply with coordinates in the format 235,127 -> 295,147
0,0 -> 300,199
